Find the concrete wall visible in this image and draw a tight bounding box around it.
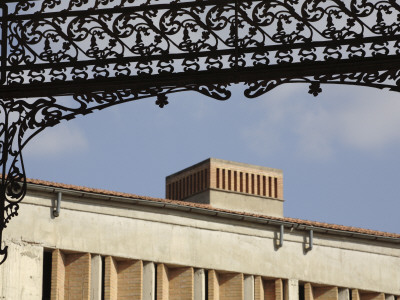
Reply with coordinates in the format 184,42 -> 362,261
1,188 -> 400,298
186,189 -> 284,217
0,240 -> 43,299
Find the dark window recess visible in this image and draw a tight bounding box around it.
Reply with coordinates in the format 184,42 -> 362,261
228,170 -> 231,190
180,179 -> 183,200
101,256 -> 105,300
154,264 -> 158,300
198,171 -> 201,192
205,270 -> 209,300
268,177 -> 272,197
251,174 -> 255,194
234,171 -> 237,191
189,175 -> 193,195
174,182 -> 177,200
216,168 -> 220,189
299,284 -> 305,300
42,251 -> 52,300
200,170 -> 204,191
192,174 -> 195,194
263,176 -> 266,196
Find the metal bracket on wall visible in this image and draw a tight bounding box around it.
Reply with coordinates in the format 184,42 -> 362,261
307,229 -> 314,252
53,192 -> 62,218
277,224 -> 284,248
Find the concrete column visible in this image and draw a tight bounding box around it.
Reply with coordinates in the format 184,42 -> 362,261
194,269 -> 206,300
338,289 -> 350,300
0,241 -> 43,300
143,262 -> 156,300
91,255 -> 102,300
244,275 -> 254,300
285,279 -> 298,300
385,296 -> 395,300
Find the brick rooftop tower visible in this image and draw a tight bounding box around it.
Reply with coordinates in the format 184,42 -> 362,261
166,158 -> 284,217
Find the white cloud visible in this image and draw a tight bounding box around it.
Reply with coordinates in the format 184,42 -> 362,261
296,88 -> 400,157
241,84 -> 400,159
334,92 -> 400,151
24,123 -> 89,157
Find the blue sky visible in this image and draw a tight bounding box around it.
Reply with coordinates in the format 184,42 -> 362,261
24,83 -> 400,234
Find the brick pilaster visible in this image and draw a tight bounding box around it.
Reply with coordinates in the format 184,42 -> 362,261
51,249 -> 66,300
275,279 -> 283,300
305,283 -> 314,300
157,264 -> 169,300
314,287 -> 338,300
219,273 -> 243,300
208,270 -> 219,300
169,267 -> 194,300
118,260 -> 143,300
105,256 -> 118,300
254,276 -> 264,300
352,290 -> 360,300
64,252 -> 91,300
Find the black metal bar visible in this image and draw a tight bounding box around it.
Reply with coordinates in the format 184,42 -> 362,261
0,4 -> 7,85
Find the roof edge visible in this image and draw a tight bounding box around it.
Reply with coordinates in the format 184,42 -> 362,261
25,177 -> 400,240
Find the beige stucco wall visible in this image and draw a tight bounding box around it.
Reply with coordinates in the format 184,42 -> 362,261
1,187 -> 399,298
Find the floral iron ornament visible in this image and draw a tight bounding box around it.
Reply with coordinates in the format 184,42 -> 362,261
0,0 -> 399,264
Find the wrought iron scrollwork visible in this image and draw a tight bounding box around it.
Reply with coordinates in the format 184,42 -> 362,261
1,0 -> 399,98
0,0 -> 399,263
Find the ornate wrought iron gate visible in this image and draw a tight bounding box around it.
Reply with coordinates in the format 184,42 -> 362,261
0,0 -> 399,263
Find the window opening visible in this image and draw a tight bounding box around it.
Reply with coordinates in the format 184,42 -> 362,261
101,256 -> 105,300
251,174 -> 255,194
234,171 -> 237,191
42,250 -> 52,300
222,169 -> 226,189
268,177 -> 272,197
263,176 -> 266,196
299,284 -> 305,300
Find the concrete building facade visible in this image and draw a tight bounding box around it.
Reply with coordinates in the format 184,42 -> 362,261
0,158 -> 399,299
